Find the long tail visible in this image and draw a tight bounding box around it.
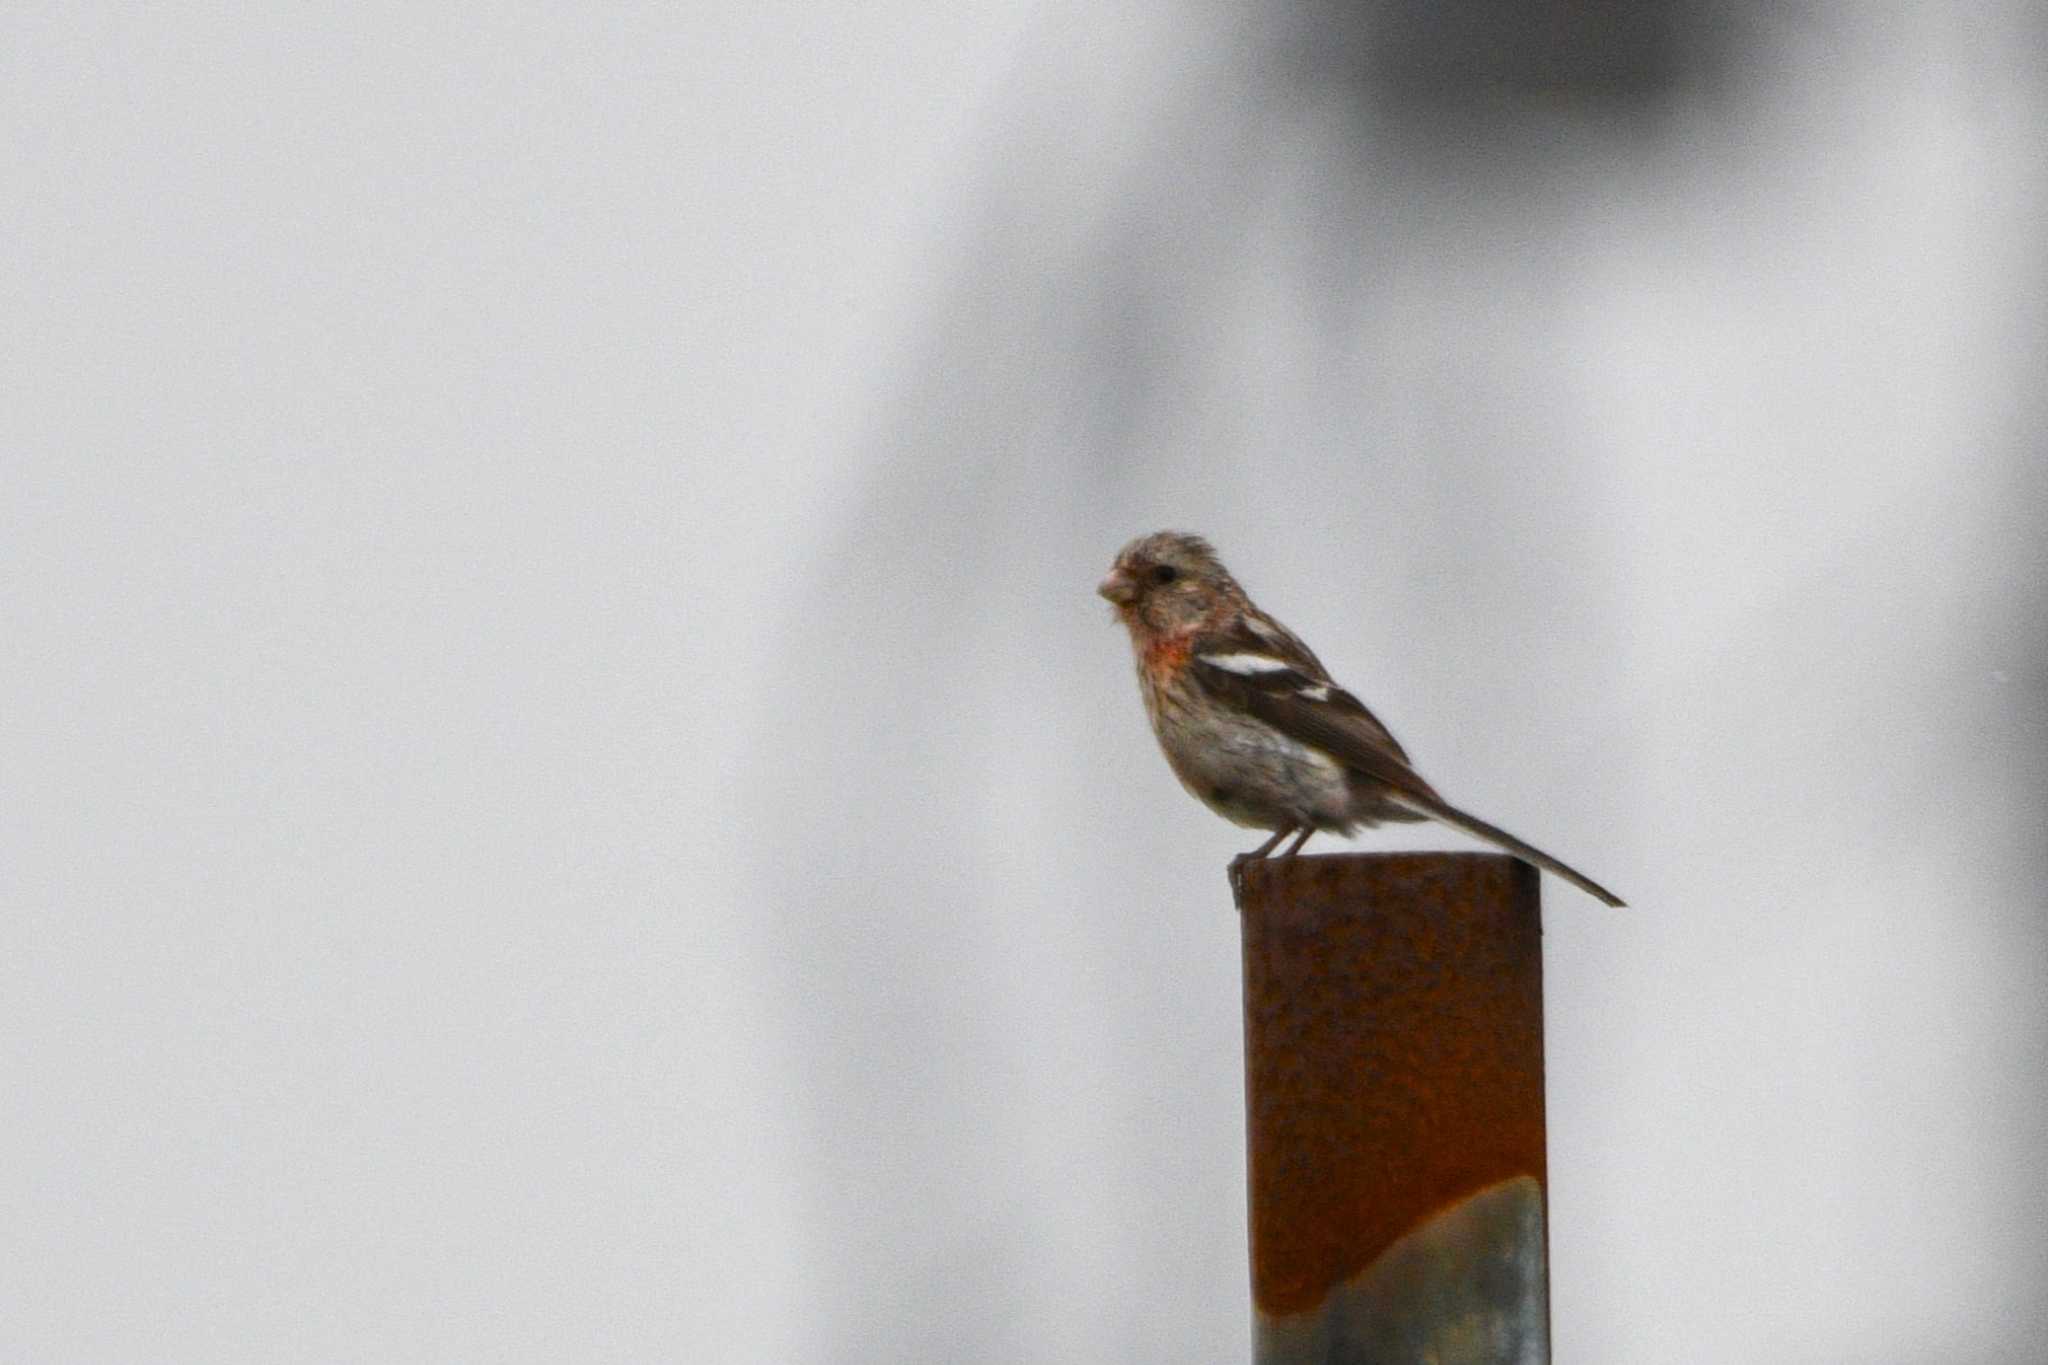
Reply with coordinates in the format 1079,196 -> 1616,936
1389,791 -> 1626,908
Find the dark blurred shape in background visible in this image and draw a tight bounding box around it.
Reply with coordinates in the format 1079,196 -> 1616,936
1329,0 -> 1738,110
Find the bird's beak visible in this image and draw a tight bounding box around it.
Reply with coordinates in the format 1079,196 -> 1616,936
1097,569 -> 1137,606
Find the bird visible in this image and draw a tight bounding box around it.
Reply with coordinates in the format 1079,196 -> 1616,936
1098,530 -> 1625,906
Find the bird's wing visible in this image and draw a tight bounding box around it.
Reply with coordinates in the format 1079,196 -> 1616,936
1188,617 -> 1438,800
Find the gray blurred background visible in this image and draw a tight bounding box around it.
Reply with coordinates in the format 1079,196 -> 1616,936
4,3 -> 2045,1362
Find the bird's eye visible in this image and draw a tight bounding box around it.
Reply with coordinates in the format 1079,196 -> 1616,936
1150,565 -> 1179,586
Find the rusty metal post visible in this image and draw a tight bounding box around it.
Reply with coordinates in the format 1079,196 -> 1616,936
1236,852 -> 1549,1364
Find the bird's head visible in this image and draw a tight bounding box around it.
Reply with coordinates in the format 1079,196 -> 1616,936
1098,531 -> 1240,636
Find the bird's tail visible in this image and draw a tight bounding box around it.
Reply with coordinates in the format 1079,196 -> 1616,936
1388,791 -> 1626,908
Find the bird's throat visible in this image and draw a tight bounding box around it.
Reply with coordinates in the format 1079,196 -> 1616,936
1141,630 -> 1194,671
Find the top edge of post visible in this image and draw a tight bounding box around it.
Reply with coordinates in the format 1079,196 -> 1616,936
1230,849 -> 1536,911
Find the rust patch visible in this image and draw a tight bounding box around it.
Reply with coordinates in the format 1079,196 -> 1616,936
1142,630 -> 1193,671
1237,852 -> 1546,1317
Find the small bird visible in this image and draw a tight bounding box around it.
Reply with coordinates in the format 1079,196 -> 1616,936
1099,531 -> 1624,906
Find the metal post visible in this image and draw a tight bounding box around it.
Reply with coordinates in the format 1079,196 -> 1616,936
1236,852 -> 1549,1364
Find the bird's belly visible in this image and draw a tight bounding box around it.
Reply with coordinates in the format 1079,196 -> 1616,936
1157,705 -> 1352,832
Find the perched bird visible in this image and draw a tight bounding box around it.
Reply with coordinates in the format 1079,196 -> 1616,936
1099,531 -> 1625,906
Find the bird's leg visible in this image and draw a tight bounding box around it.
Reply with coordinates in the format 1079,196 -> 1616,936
1229,825 -> 1293,901
1277,827 -> 1315,858
1238,826 -> 1293,862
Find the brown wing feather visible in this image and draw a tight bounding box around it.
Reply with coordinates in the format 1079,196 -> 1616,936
1190,617 -> 1438,800
1237,687 -> 1440,801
